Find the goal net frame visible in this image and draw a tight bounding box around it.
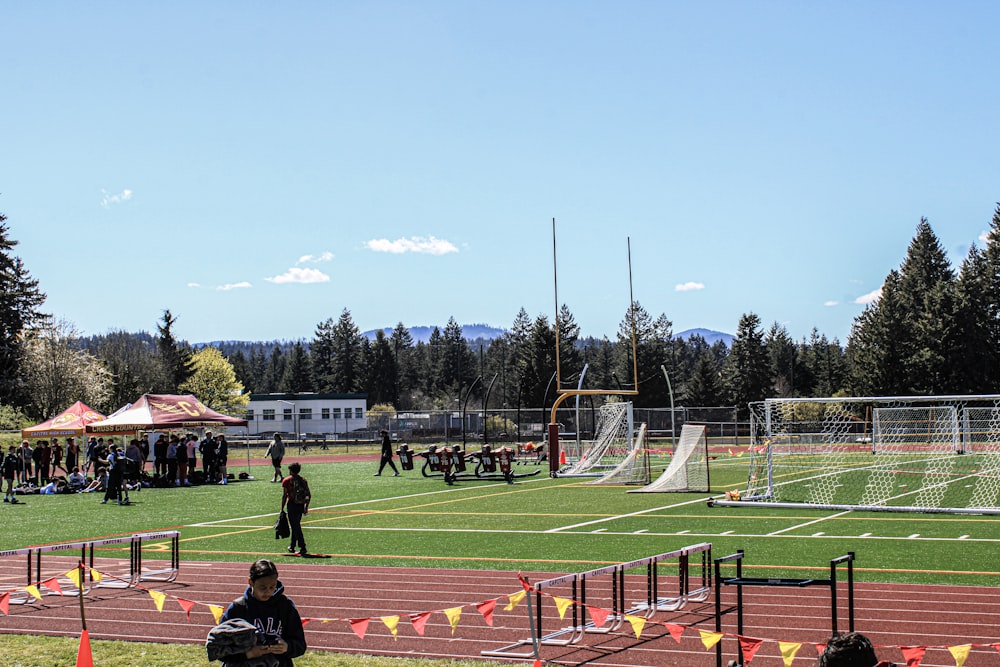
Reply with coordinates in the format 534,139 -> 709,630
557,401 -> 640,478
712,394 -> 1000,515
628,423 -> 710,493
585,422 -> 651,486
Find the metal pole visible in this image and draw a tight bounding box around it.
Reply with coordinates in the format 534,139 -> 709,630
661,365 -> 677,450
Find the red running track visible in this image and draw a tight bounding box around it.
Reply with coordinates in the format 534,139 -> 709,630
1,558 -> 998,667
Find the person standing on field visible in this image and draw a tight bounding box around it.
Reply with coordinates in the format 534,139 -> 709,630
265,433 -> 286,483
374,430 -> 399,476
280,462 -> 310,556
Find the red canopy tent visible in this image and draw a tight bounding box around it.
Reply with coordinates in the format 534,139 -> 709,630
85,394 -> 248,435
21,401 -> 107,439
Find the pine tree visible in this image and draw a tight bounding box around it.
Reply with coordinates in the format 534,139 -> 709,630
721,313 -> 770,416
156,309 -> 193,391
280,341 -> 313,393
329,309 -> 363,393
0,215 -> 48,407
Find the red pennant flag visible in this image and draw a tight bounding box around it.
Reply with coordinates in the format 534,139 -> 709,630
517,571 -> 532,591
900,645 -> 927,667
0,592 -> 9,616
587,605 -> 611,629
533,660 -> 542,667
176,598 -> 197,620
301,618 -> 312,627
476,599 -> 496,626
665,623 -> 685,643
738,635 -> 765,663
76,629 -> 94,667
349,617 -> 370,639
410,611 -> 433,636
992,643 -> 1000,656
41,577 -> 64,596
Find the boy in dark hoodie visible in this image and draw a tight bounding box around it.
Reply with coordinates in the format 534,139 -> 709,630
218,559 -> 306,666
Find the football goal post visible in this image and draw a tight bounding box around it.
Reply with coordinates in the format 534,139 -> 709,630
712,395 -> 1000,515
628,424 -> 710,493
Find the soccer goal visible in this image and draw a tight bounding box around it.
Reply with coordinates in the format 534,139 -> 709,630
585,422 -> 651,486
557,401 -> 638,478
628,424 -> 710,493
713,395 -> 1000,515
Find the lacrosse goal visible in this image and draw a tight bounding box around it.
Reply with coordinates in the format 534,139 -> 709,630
628,424 -> 710,493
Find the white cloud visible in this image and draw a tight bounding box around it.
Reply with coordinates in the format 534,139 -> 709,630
100,188 -> 133,208
980,230 -> 990,244
854,287 -> 883,305
265,267 -> 330,284
298,251 -> 334,264
187,282 -> 201,288
824,300 -> 839,307
217,281 -> 252,291
365,236 -> 459,255
674,281 -> 705,292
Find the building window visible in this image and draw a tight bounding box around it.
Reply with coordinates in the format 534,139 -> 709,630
322,408 -> 330,419
333,408 -> 342,419
283,408 -> 292,421
263,409 -> 275,421
245,409 -> 254,421
354,408 -> 364,419
300,408 -> 312,421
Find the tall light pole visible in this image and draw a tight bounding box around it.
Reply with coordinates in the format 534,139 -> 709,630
277,399 -> 296,445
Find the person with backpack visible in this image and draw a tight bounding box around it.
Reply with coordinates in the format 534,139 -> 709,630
101,444 -> 126,505
280,462 -> 311,556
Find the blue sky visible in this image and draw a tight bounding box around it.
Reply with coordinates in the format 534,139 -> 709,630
3,2 -> 999,345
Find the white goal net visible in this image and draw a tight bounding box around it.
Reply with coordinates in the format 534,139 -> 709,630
628,424 -> 710,493
719,395 -> 1000,514
558,401 -> 634,477
585,422 -> 651,486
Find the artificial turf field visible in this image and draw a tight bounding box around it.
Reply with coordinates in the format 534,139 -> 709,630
4,448 -> 998,587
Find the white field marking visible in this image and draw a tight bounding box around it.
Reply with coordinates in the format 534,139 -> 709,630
812,532 -> 825,537
860,532 -> 872,537
959,535 -> 970,539
676,529 -> 690,534
908,534 -> 921,539
634,530 -> 649,534
592,529 -> 607,533
188,476 -> 552,527
543,494 -> 718,533
767,510 -> 852,537
217,524 -> 1000,544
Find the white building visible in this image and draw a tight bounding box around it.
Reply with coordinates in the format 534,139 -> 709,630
239,392 -> 368,439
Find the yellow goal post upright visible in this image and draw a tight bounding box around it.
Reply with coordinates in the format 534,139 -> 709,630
547,218 -> 640,476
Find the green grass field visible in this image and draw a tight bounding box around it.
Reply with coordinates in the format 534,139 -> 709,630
4,447 -> 998,586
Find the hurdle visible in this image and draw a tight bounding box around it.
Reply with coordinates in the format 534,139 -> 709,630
482,542 -> 712,660
2,530 -> 181,603
712,549 -> 855,667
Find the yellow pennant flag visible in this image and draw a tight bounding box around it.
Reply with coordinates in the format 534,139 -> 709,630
625,614 -> 646,639
779,641 -> 803,667
64,568 -> 82,590
208,605 -> 225,625
381,615 -> 400,639
148,590 -> 167,612
24,585 -> 42,601
948,644 -> 972,667
90,569 -> 103,583
699,630 -> 724,649
553,596 -> 574,620
505,590 -> 526,611
443,606 -> 462,635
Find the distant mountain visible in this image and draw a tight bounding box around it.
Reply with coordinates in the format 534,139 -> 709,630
363,324 -> 506,344
675,328 -> 734,347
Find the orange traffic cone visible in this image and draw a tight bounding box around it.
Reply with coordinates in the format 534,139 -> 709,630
559,450 -> 567,465
76,630 -> 94,667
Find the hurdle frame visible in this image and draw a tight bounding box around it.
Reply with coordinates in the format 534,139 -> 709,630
482,542 -> 712,660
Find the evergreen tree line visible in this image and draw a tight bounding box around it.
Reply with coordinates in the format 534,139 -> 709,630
1,206 -> 999,423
